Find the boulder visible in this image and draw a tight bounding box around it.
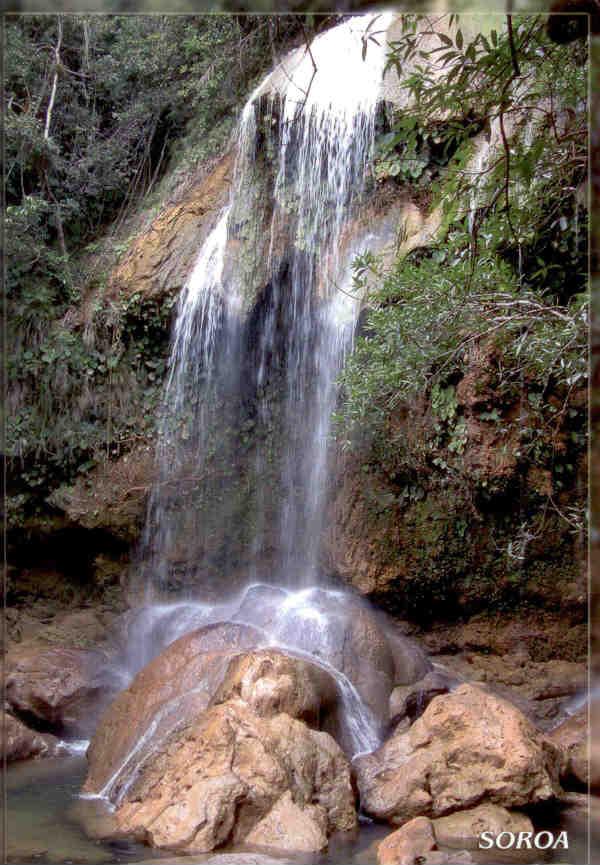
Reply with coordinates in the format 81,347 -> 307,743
113,698 -> 357,854
432,803 -> 533,850
5,645 -> 114,735
386,626 -> 432,687
377,816 -> 435,865
83,622 -> 263,798
389,670 -> 456,723
356,684 -> 562,824
245,791 -> 328,852
234,585 -> 429,725
429,652 -> 587,729
1,711 -> 59,762
549,708 -> 588,787
210,649 -> 338,727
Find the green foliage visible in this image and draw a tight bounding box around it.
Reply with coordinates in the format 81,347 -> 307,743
6,14 -> 304,517
337,13 -> 588,543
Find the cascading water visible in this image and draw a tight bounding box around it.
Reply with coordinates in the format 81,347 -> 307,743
253,18 -> 390,585
114,14 -> 397,765
138,14 -> 390,597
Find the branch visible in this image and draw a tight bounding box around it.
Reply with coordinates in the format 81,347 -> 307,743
44,16 -> 63,140
506,14 -> 521,78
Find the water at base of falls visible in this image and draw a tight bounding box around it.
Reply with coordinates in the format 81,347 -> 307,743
117,583 -> 383,761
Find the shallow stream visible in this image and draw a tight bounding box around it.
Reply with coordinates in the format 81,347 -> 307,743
5,751 -> 594,865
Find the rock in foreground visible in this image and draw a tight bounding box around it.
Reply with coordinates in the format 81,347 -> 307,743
84,622 -> 263,796
432,803 -> 533,850
377,816 -> 474,865
113,698 -> 356,853
1,711 -> 59,762
356,683 -> 562,824
377,816 -> 436,865
83,646 -> 357,854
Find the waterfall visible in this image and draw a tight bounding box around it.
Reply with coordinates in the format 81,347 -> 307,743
251,15 -> 391,585
138,14 -> 391,596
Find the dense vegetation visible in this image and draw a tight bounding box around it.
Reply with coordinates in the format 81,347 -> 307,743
336,14 -> 587,572
5,14 -> 306,526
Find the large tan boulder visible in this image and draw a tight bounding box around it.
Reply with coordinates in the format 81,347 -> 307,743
113,698 -> 357,854
5,645 -> 113,735
83,622 -> 263,797
432,803 -> 533,850
1,711 -> 59,762
549,708 -> 589,788
210,649 -> 338,726
356,684 -> 562,824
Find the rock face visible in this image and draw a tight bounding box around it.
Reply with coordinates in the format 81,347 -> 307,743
108,153 -> 233,303
113,698 -> 356,854
5,645 -> 114,735
83,641 -> 358,855
1,711 -> 59,762
84,622 -> 264,797
210,649 -> 338,727
324,353 -> 586,623
549,708 -> 589,788
356,684 -> 562,824
245,791 -> 328,852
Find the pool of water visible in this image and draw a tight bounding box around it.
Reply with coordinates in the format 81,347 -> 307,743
4,753 -> 596,865
5,755 -> 150,864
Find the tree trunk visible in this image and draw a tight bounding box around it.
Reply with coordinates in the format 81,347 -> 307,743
44,16 -> 63,140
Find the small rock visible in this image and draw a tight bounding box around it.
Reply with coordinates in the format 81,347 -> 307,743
549,708 -> 588,788
1,711 -> 59,762
389,670 -> 455,723
377,816 -> 435,865
421,853 -> 472,865
432,803 -> 533,850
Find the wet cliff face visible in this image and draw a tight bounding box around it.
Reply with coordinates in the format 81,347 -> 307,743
323,344 -> 587,629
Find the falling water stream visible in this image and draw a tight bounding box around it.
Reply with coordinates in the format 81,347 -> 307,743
140,14 -> 390,595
